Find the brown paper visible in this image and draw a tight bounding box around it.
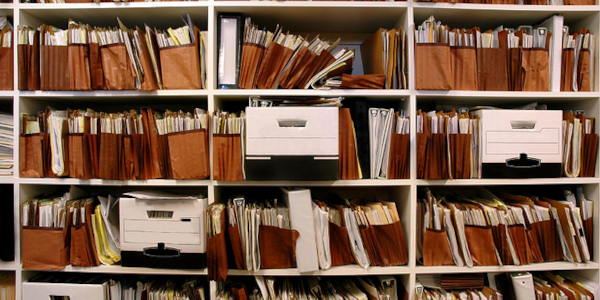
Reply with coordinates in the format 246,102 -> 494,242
227,225 -> 244,269
100,44 -> 135,90
255,43 -> 295,89
20,134 -> 45,178
160,44 -> 202,89
41,45 -> 69,91
450,46 -> 477,90
372,221 -> 408,266
167,129 -> 210,180
388,133 -> 410,179
522,48 -> 550,91
561,49 -> 575,91
464,225 -> 499,266
22,227 -> 70,270
88,43 -> 105,90
259,225 -> 299,269
477,48 -> 508,91
578,49 -> 591,91
0,46 -> 13,90
339,108 -> 360,180
415,43 -> 452,90
329,222 -> 355,266
423,228 -> 455,266
212,134 -> 244,181
68,44 -> 91,91
238,43 -> 265,89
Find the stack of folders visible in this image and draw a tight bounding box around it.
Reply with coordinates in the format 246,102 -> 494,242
529,272 -> 600,299
416,274 -> 502,300
206,196 -> 298,281
0,274 -> 14,300
369,108 -> 410,179
0,112 -> 13,176
0,17 -> 12,91
416,108 -> 479,180
212,110 -> 245,181
415,16 -> 552,91
360,27 -> 408,90
217,276 -> 405,300
19,107 -> 209,180
17,15 -> 208,91
417,186 -> 593,267
563,111 -> 599,178
21,189 -> 121,270
24,273 -> 206,300
561,27 -> 596,92
313,197 -> 408,270
219,15 -> 355,90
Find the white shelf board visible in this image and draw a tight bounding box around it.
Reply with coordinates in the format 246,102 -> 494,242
0,177 -> 15,185
214,1 -> 408,8
416,262 -> 600,274
61,265 -> 208,275
417,177 -> 600,186
18,178 -> 212,187
0,91 -> 14,98
412,2 -> 600,12
18,90 -> 210,98
213,89 -> 410,98
17,1 -> 208,9
0,261 -> 17,272
228,265 -> 412,276
415,90 -> 600,99
214,179 -> 412,187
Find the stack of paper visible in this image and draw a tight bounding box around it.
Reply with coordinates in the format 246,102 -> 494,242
0,112 -> 12,176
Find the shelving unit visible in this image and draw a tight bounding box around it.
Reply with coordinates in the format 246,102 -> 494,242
2,0 -> 599,299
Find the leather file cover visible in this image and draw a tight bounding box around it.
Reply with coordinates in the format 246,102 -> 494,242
464,224 -> 500,266
329,222 -> 355,266
17,44 -> 28,90
582,133 -> 598,177
388,133 -> 409,179
339,74 -> 385,89
255,42 -> 294,89
536,219 -> 562,262
339,108 -> 360,180
207,209 -> 228,282
417,132 -> 428,179
258,225 -> 299,269
423,228 -> 455,266
68,133 -> 93,179
134,28 -> 159,91
507,224 -> 531,265
477,48 -> 508,91
507,48 -> 523,91
373,221 -> 408,266
70,223 -> 97,267
522,48 -> 550,91
238,43 -> 265,89
449,134 -> 471,179
415,43 -> 452,90
0,45 -> 12,90
20,134 -> 45,178
167,129 -> 209,180
98,132 -> 119,180
212,134 -> 243,181
67,44 -> 91,91
561,49 -> 575,91
278,46 -> 317,89
360,226 -> 381,266
88,43 -> 105,90
100,44 -> 135,90
578,49 -> 591,91
41,45 -> 69,91
22,227 -> 70,270
159,30 -> 202,90
297,50 -> 335,89
450,46 -> 477,90
227,225 -> 244,269
141,108 -> 164,179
